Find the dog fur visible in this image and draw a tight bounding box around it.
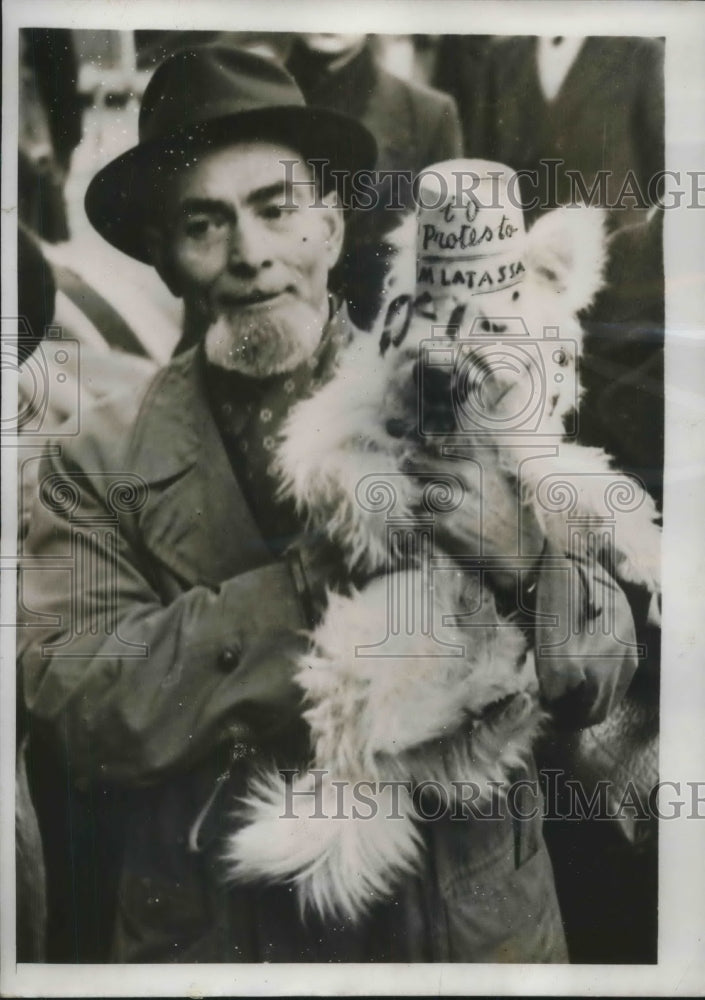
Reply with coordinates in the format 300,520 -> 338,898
223,205 -> 662,920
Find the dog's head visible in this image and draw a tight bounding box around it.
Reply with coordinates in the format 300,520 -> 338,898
377,204 -> 608,443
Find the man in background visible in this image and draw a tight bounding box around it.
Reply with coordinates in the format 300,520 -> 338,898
287,33 -> 463,329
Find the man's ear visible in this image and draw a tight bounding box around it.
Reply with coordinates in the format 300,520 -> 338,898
144,225 -> 183,298
319,192 -> 346,269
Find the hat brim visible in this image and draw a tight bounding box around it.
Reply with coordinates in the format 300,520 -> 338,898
85,105 -> 377,263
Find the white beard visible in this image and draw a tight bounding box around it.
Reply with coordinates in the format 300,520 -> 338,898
204,302 -> 325,377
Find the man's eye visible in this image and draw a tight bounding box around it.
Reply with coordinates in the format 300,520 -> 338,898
553,349 -> 570,367
260,204 -> 294,221
182,216 -> 226,239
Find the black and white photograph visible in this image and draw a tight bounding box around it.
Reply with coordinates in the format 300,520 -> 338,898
3,1 -> 705,995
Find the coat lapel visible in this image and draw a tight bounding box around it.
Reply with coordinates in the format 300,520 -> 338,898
131,348 -> 274,589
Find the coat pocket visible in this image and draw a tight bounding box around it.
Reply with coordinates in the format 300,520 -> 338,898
442,838 -> 568,963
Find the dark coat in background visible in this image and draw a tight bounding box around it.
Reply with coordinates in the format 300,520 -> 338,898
432,35 -> 494,156
581,210 -> 665,508
19,28 -> 83,242
22,28 -> 83,169
287,39 -> 462,176
478,36 -> 664,226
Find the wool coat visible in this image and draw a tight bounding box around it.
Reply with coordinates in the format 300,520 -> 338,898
18,315 -> 637,963
286,40 -> 463,177
478,36 -> 664,226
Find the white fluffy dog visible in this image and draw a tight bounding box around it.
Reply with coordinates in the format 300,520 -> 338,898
223,176 -> 662,921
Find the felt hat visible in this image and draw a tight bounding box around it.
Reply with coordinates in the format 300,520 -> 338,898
85,44 -> 377,263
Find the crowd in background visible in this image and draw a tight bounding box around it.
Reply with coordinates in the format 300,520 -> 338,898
16,30 -> 664,965
18,31 -> 665,474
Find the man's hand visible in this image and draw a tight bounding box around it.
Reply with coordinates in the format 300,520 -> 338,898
221,532 -> 349,746
534,543 -> 639,728
225,629 -> 312,746
403,450 -> 545,594
222,535 -> 351,754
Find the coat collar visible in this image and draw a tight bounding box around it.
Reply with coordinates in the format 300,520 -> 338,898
131,299 -> 355,483
127,303 -> 358,587
128,346 -> 269,586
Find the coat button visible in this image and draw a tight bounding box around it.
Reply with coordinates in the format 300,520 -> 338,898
218,644 -> 241,671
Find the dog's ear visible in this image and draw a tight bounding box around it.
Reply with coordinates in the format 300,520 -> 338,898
524,206 -> 608,314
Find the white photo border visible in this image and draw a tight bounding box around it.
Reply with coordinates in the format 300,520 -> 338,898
3,0 -> 705,995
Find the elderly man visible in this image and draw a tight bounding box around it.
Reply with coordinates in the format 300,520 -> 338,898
18,45 -> 636,964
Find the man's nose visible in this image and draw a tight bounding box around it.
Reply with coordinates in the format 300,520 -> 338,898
226,218 -> 272,275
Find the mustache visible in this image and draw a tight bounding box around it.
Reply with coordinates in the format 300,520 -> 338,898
215,285 -> 293,309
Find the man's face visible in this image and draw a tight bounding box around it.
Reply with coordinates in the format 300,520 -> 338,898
152,140 -> 344,376
300,34 -> 367,58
